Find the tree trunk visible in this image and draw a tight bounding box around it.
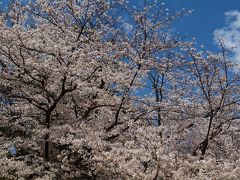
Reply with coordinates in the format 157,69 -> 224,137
44,112 -> 51,161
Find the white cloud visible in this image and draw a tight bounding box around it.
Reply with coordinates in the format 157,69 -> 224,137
214,10 -> 240,64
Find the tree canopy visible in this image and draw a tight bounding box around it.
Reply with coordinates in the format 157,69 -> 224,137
0,0 -> 239,179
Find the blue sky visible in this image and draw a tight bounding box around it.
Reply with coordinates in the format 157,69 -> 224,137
164,0 -> 240,51
127,0 -> 240,63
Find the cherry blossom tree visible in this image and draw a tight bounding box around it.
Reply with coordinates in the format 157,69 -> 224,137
186,40 -> 240,158
0,0 -> 239,179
